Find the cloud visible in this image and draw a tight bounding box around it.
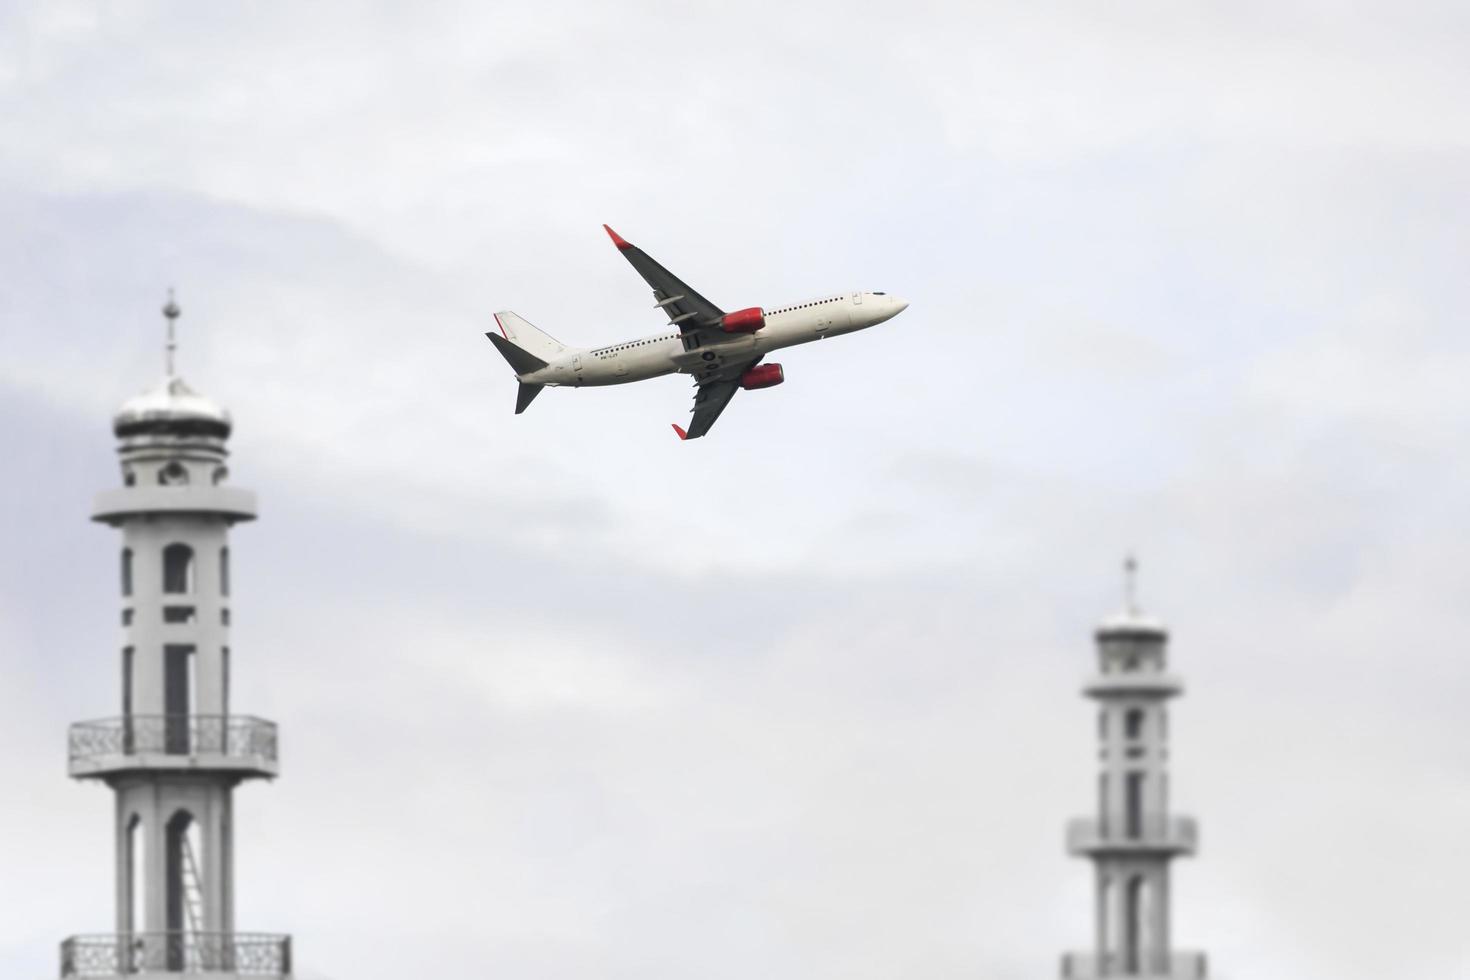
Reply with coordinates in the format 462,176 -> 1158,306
2,3 -> 1468,980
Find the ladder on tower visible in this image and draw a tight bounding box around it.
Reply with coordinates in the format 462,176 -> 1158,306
179,835 -> 207,970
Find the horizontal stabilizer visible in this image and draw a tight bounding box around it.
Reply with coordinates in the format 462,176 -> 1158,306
486,331 -> 548,376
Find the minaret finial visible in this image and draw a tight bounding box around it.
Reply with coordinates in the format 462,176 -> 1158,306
162,289 -> 181,377
1124,552 -> 1139,615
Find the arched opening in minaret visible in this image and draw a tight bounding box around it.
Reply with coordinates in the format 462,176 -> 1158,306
121,548 -> 133,597
163,544 -> 195,594
164,645 -> 196,754
125,814 -> 144,936
165,810 -> 205,970
1125,708 -> 1145,741
1126,771 -> 1144,839
159,461 -> 190,486
1123,874 -> 1145,973
122,647 -> 135,751
220,547 -> 230,597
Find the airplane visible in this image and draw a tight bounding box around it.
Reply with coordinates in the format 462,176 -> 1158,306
485,225 -> 909,440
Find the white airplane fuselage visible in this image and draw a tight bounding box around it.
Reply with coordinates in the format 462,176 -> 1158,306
505,291 -> 908,388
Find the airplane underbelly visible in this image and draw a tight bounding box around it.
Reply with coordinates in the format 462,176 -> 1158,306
764,318 -> 810,350
629,359 -> 676,382
719,334 -> 759,358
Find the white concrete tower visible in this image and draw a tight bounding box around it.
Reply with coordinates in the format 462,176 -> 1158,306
62,296 -> 291,978
1061,559 -> 1207,980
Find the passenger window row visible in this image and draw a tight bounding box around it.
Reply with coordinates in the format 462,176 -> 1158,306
770,297 -> 840,316
596,334 -> 678,357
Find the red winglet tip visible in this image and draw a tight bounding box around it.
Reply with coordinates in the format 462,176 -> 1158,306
603,224 -> 632,250
493,312 -> 507,339
671,423 -> 688,440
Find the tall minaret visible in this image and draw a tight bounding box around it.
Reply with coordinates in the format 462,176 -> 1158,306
1061,559 -> 1207,980
62,296 -> 291,977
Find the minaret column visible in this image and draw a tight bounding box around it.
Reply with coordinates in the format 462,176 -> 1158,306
1150,867 -> 1171,960
144,786 -> 169,935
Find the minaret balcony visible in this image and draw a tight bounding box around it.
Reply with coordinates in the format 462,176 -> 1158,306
1067,816 -> 1197,856
61,932 -> 291,978
1082,673 -> 1183,698
1061,949 -> 1208,978
91,486 -> 257,525
68,716 -> 278,779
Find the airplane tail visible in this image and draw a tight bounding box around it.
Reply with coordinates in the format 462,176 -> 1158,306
494,311 -> 565,360
487,311 -> 564,415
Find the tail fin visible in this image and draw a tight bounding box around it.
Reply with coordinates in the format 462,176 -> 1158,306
515,382 -> 543,415
493,311 -> 565,360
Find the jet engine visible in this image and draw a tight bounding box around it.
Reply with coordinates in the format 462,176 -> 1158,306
740,363 -> 785,390
721,307 -> 765,333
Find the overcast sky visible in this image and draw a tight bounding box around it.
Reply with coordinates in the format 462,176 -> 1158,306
2,2 -> 1468,979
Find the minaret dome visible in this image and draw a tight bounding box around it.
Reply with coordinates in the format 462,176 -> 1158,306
113,376 -> 232,440
107,298 -> 237,494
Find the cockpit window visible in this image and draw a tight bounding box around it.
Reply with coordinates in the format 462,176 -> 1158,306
873,291 -> 886,295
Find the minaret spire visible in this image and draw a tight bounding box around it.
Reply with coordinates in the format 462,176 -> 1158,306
1123,552 -> 1139,616
162,289 -> 181,378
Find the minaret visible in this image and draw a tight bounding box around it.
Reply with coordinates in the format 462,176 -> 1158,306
61,296 -> 291,977
1061,559 -> 1207,980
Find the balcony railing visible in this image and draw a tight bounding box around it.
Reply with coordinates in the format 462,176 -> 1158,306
1067,816 -> 1197,854
61,933 -> 291,976
68,716 -> 277,766
1061,949 -> 1207,979
1083,673 -> 1183,698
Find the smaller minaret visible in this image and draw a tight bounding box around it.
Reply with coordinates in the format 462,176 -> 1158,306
1061,558 -> 1208,979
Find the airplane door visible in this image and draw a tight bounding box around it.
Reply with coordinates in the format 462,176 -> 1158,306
815,304 -> 833,336
573,354 -> 582,372
852,292 -> 863,305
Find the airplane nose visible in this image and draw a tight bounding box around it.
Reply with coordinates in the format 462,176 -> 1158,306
894,298 -> 909,314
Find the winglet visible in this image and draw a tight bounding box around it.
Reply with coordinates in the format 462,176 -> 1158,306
603,224 -> 633,250
671,423 -> 688,440
492,312 -> 508,338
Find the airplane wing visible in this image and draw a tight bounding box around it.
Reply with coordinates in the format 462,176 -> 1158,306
603,225 -> 725,335
673,357 -> 761,440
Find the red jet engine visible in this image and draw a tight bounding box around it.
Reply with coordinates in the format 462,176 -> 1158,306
740,363 -> 785,390
721,307 -> 765,333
